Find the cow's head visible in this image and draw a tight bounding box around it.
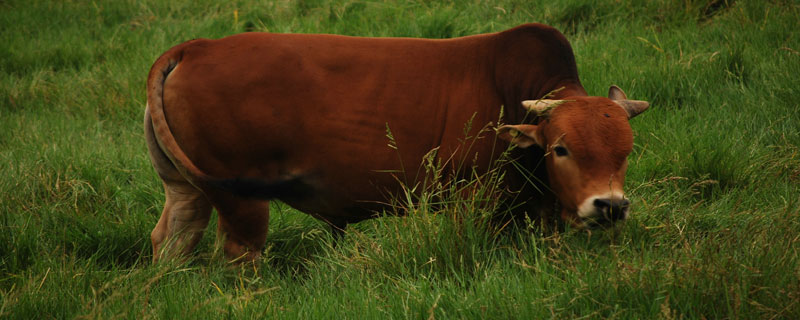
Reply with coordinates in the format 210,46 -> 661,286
498,86 -> 649,228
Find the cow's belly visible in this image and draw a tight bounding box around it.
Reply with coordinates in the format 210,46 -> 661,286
274,143 -> 413,220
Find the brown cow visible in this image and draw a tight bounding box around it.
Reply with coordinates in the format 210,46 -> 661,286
145,23 -> 649,262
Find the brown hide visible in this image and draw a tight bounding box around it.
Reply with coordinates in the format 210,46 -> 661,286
149,24 -> 584,218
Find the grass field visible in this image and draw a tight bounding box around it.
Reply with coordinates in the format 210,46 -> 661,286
1,0 -> 799,318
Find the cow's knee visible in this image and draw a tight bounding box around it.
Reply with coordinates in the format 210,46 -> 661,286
222,238 -> 263,263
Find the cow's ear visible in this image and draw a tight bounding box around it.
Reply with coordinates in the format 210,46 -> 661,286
497,124 -> 542,148
609,85 -> 650,119
608,85 -> 628,100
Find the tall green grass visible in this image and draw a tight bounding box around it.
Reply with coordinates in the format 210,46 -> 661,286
2,0 -> 799,318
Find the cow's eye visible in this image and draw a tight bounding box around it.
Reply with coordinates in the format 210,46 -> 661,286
553,146 -> 569,157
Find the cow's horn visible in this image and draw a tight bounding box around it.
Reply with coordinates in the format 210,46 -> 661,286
521,99 -> 565,116
609,85 -> 649,119
615,100 -> 650,119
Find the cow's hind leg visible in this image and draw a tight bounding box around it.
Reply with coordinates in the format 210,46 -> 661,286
151,181 -> 212,262
146,107 -> 212,262
207,193 -> 270,262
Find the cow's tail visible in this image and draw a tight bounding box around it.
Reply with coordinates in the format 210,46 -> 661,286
146,45 -> 212,184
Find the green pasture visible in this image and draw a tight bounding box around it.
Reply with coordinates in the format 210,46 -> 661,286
1,0 -> 799,318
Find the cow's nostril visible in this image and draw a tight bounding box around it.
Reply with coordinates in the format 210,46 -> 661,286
593,198 -> 629,222
594,198 -> 612,210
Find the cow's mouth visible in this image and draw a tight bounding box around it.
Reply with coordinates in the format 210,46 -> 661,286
581,215 -> 624,229
561,209 -> 623,229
